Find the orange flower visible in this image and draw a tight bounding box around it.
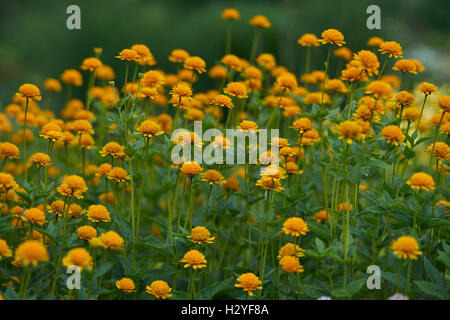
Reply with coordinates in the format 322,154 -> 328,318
221,8 -> 240,20
297,33 -> 320,47
378,41 -> 403,58
116,49 -> 139,62
107,167 -> 131,183
17,84 -> 41,101
249,15 -> 271,28
184,56 -> 206,74
319,29 -> 345,46
407,172 -> 435,192
80,57 -> 103,71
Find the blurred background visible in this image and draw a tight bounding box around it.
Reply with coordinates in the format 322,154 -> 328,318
0,0 -> 449,108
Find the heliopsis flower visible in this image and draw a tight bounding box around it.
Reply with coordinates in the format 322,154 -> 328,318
280,256 -> 304,273
146,280 -> 172,299
380,125 -> 405,146
212,94 -> 234,109
341,66 -> 368,82
391,236 -> 422,260
256,176 -> 283,192
44,78 -> 62,92
142,70 -> 165,88
353,50 -> 379,76
256,53 -> 276,70
237,120 -> 258,132
392,59 -> 417,74
297,33 -> 320,47
39,122 -> 63,142
402,107 -> 420,122
136,120 -> 164,138
0,239 -> 12,260
201,169 -> 224,185
48,200 -> 65,216
169,49 -> 190,64
221,54 -> 243,71
17,84 -> 41,101
23,208 -> 47,225
407,172 -> 435,192
95,231 -> 124,250
319,29 -> 345,46
180,161 -> 203,177
180,249 -> 207,269
72,119 -> 94,135
275,74 -> 298,92
365,80 -> 393,99
99,142 -> 126,159
62,248 -> 93,270
291,118 -> 314,134
14,240 -> 49,267
367,36 -> 384,47
438,95 -> 450,113
170,83 -> 192,98
76,225 -> 97,240
188,226 -> 215,244
418,82 -> 438,96
0,142 -> 20,160
325,79 -> 348,94
223,82 -> 248,99
249,15 -> 271,28
378,41 -> 403,58
116,49 -> 139,62
222,8 -> 240,20
314,210 -> 330,223
28,152 -> 52,168
57,175 -> 88,199
116,277 -> 136,293
87,204 -> 111,223
235,273 -> 262,296
61,69 -> 83,86
208,65 -> 228,79
107,167 -> 131,183
334,47 -> 352,61
81,57 -> 103,71
278,243 -> 305,259
282,217 -> 309,237
184,56 -> 206,74
335,120 -> 364,144
428,141 -> 450,161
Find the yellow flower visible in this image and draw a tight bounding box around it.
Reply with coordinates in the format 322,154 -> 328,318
280,256 -> 304,273
278,243 -> 305,260
14,240 -> 49,267
335,120 -> 364,144
213,94 -> 234,109
62,248 -> 93,270
438,95 -> 450,113
222,176 -> 240,192
282,217 -> 309,237
319,29 -> 345,46
297,33 -> 320,47
276,74 -> 298,92
116,49 -> 139,62
256,176 -> 284,192
367,36 -> 384,47
223,82 -> 248,99
169,49 -> 190,64
80,57 -> 103,71
184,56 -> 206,74
237,120 -> 258,132
170,83 -> 192,98
256,53 -> 276,70
0,172 -> 18,192
221,54 -> 243,71
99,142 -> 127,159
95,231 -> 124,250
17,83 -> 41,101
249,15 -> 271,28
180,249 -> 207,269
353,50 -> 379,76
338,202 -> 353,212
314,210 -> 330,223
208,65 -> 228,79
0,239 -> 12,259
87,204 -> 111,223
57,175 -> 88,199
44,78 -> 62,92
391,236 -> 422,260
393,59 -> 417,74
402,107 -> 420,122
418,82 -> 438,95
180,161 -> 203,177
28,153 -> 52,168
40,122 -> 63,142
188,226 -> 215,244
334,47 -> 352,61
23,208 -> 47,226
48,200 -> 65,216
73,119 -> 94,134
76,225 -> 97,240
146,280 -> 172,299
378,41 -> 403,58
407,172 -> 435,192
201,169 -> 224,185
136,120 -> 164,138
380,125 -> 405,146
365,80 -> 393,99
107,167 -> 131,183
291,118 -> 314,134
235,273 -> 262,296
142,70 -> 165,88
116,277 -> 136,293
221,8 -> 240,20
61,69 -> 83,86
0,142 -> 20,159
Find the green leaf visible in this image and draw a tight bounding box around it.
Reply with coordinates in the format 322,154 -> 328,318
423,256 -> 445,285
196,278 -> 233,299
347,278 -> 365,296
3,284 -> 19,300
94,261 -> 114,278
414,281 -> 447,300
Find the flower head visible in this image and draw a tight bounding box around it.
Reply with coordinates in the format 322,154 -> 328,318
188,226 -> 215,244
380,125 -> 405,146
393,59 -> 417,74
297,33 -> 320,47
116,277 -> 136,293
99,142 -> 126,159
76,225 -> 97,240
23,208 -> 47,225
184,56 -> 206,74
95,231 -> 124,250
137,120 -> 164,138
14,240 -> 49,267
223,82 -> 248,99
62,248 -> 93,270
81,57 -> 103,71
180,249 -> 207,269
407,172 -> 435,192
146,280 -> 172,299
0,239 -> 12,260
319,29 -> 345,46
169,49 -> 190,64
391,236 -> 422,260
107,167 -> 131,183
314,210 -> 330,223
280,256 -> 304,273
335,120 -> 364,144
201,169 -> 224,185
116,49 -> 139,62
249,15 -> 271,28
282,217 -> 309,237
57,175 -> 88,199
278,243 -> 305,259
0,142 -> 20,159
28,152 -> 52,168
365,80 -> 393,99
378,41 -> 403,58
235,273 -> 262,296
428,142 -> 450,162
222,8 -> 240,20
418,82 -> 438,95
438,95 -> 450,113
87,204 -> 111,223
180,161 -> 203,177
256,176 -> 284,192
